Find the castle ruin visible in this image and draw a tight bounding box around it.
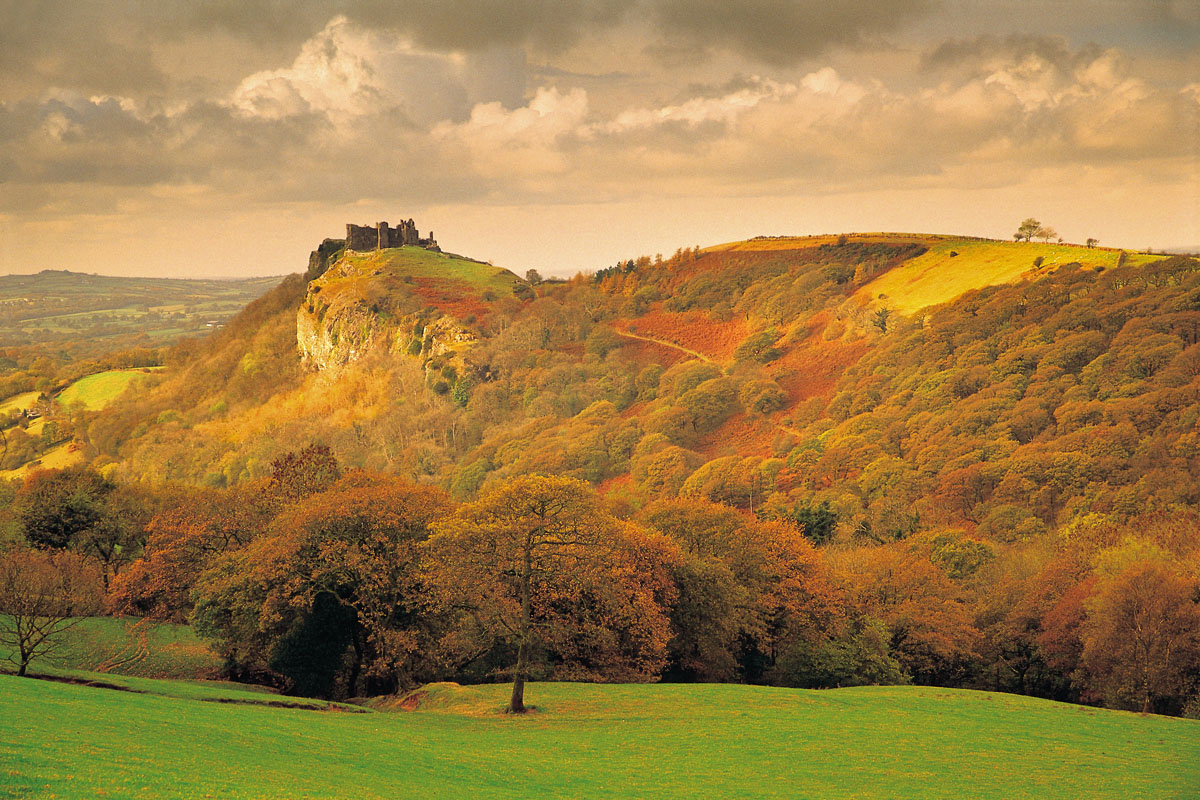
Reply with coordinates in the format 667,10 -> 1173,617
345,219 -> 439,252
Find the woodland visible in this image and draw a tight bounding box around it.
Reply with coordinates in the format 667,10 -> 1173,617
2,236 -> 1200,716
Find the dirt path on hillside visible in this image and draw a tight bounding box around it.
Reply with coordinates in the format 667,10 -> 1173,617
612,329 -> 714,363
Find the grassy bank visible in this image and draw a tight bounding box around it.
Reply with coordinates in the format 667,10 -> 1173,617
2,677 -> 1196,799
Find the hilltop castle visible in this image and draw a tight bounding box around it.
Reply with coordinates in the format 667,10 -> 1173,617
345,219 -> 439,252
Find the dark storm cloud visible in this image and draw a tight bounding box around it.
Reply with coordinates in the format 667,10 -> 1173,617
0,0 -> 939,102
646,0 -> 933,64
0,94 -> 330,190
921,34 -> 1106,74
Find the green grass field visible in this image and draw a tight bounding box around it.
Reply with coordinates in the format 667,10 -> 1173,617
2,676 -> 1196,799
56,368 -> 162,411
338,247 -> 522,295
0,616 -> 222,681
856,238 -> 1164,315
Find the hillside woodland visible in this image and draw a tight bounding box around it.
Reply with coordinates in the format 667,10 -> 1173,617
3,234 -> 1200,715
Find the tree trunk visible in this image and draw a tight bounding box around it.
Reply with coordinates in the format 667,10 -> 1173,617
508,542 -> 533,714
509,642 -> 527,714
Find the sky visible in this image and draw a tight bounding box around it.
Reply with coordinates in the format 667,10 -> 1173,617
1,1 -> 1197,278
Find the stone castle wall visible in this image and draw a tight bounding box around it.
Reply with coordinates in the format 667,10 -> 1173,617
345,219 -> 438,252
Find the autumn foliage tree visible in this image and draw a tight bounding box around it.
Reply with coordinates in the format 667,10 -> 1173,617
639,498 -> 843,683
191,473 -> 448,697
109,481 -> 278,621
1080,561 -> 1200,713
426,474 -> 672,713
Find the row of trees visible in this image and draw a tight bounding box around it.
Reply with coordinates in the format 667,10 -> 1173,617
4,452 -> 1199,715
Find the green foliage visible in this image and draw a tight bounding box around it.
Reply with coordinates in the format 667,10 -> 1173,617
664,361 -> 722,397
734,328 -> 783,363
774,618 -> 906,688
634,364 -> 664,400
677,377 -> 738,433
14,466 -> 115,550
739,379 -> 787,414
584,327 -> 622,358
451,377 -> 471,408
929,533 -> 996,580
782,500 -> 838,545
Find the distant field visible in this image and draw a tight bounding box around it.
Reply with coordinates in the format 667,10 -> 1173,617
56,368 -> 163,411
0,270 -> 281,348
0,440 -> 84,481
856,238 -> 1165,315
0,391 -> 40,416
2,677 -> 1196,799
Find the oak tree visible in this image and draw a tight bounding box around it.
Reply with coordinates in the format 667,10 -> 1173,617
426,474 -> 670,712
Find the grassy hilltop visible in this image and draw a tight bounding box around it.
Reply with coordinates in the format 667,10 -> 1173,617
2,675 -> 1197,800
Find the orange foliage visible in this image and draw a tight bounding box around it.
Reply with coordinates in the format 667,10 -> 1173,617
626,309 -> 748,361
409,277 -> 492,321
836,545 -> 979,682
770,338 -> 868,403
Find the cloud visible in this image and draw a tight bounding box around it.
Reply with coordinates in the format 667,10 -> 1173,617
230,17 -> 479,126
645,0 -> 933,64
2,11 -> 1195,234
0,0 -> 935,106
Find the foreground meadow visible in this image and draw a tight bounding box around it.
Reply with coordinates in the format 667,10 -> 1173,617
2,676 -> 1197,799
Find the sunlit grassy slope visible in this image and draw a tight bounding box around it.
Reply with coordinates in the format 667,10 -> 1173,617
855,237 -> 1164,315
57,368 -> 162,411
0,391 -> 40,416
0,616 -> 221,680
705,232 -> 945,253
0,441 -> 84,481
3,677 -> 1197,800
331,247 -> 521,296
704,233 -> 1167,317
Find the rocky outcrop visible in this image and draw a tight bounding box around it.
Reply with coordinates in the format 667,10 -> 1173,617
297,251 -> 477,373
297,295 -> 385,370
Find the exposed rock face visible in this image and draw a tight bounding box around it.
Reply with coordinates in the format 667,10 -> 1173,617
306,238 -> 346,281
296,295 -> 385,371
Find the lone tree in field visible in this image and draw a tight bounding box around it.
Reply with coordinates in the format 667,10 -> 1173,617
425,475 -> 670,713
0,548 -> 103,676
1015,218 -> 1042,242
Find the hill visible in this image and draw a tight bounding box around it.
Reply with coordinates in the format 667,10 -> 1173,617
3,675 -> 1195,799
81,232 -> 1194,521
297,245 -> 522,370
20,230 -> 1199,712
